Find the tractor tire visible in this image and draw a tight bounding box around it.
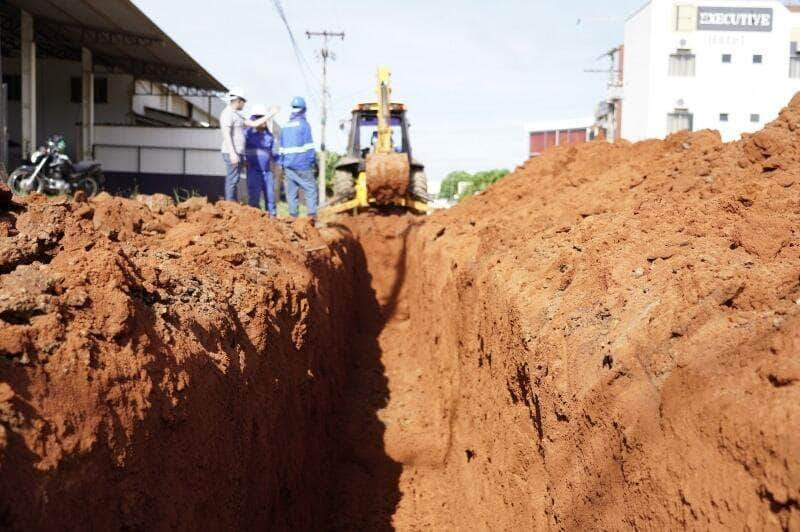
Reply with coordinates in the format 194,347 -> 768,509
410,169 -> 429,202
333,169 -> 355,203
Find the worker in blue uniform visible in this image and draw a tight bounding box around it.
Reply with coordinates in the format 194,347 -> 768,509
279,96 -> 317,220
244,104 -> 278,216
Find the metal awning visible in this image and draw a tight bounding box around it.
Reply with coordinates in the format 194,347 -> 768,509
0,0 -> 226,92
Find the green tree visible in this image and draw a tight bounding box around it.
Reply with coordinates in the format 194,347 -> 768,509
439,170 -> 472,200
318,151 -> 343,195
438,168 -> 509,201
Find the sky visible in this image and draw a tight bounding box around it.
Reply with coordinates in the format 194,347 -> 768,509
134,0 -> 645,192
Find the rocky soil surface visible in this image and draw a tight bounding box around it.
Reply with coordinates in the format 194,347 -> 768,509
359,96 -> 800,529
2,95 -> 800,530
0,190 -> 361,529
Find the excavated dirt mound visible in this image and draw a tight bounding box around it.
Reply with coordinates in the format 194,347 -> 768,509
0,189 -> 364,529
3,94 -> 800,530
347,97 -> 800,529
366,152 -> 411,203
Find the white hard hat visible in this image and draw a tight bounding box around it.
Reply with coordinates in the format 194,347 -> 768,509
227,86 -> 246,102
251,104 -> 267,116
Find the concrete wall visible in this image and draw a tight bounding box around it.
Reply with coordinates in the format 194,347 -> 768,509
94,125 -> 226,199
4,57 -> 132,163
94,125 -> 223,176
623,0 -> 800,141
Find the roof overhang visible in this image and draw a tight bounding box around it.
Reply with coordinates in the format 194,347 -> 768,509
0,0 -> 225,92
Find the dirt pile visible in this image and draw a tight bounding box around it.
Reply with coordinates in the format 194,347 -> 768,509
361,97 -> 800,528
0,190 -> 362,529
3,92 -> 800,529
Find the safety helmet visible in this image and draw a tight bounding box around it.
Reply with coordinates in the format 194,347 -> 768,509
291,96 -> 306,110
227,86 -> 247,102
47,134 -> 67,153
250,104 -> 267,117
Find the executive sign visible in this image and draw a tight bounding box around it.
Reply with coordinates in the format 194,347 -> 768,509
697,6 -> 773,32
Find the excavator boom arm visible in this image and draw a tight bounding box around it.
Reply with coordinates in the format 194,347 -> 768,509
376,66 -> 393,154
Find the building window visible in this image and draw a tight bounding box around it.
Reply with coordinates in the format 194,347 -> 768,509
2,75 -> 21,101
753,54 -> 763,64
667,110 -> 694,133
722,54 -> 732,63
70,77 -> 109,104
719,113 -> 729,122
669,50 -> 696,76
674,5 -> 696,31
792,56 -> 800,78
750,113 -> 760,123
95,78 -> 108,104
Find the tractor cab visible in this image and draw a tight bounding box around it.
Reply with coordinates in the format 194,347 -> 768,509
346,102 -> 412,167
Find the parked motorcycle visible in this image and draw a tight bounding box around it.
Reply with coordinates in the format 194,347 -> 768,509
7,134 -> 104,197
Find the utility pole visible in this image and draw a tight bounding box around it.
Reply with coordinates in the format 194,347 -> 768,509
306,30 -> 344,204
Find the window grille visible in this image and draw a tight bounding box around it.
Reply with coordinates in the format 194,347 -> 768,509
669,51 -> 696,76
790,56 -> 800,78
667,110 -> 693,133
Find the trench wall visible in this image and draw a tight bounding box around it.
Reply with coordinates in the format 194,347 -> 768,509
0,193 -> 364,530
383,124 -> 800,529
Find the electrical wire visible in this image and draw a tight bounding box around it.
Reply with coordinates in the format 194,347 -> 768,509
269,0 -> 322,106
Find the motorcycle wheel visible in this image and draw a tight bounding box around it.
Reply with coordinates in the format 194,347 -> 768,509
8,169 -> 44,196
75,176 -> 99,198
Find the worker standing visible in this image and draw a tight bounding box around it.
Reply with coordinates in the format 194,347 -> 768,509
279,97 -> 318,220
219,87 -> 275,202
244,104 -> 279,215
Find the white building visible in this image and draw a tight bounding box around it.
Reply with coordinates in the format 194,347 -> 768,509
623,0 -> 800,141
0,1 -> 231,198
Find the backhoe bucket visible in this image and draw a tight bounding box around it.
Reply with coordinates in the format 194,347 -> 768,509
365,152 -> 410,204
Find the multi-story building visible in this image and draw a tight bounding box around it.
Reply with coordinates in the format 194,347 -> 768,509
622,0 -> 800,141
524,118 -> 595,158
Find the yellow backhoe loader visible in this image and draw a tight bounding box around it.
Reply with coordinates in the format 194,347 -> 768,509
323,66 -> 428,215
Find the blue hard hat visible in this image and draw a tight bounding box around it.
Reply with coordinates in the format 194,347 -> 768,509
291,96 -> 306,109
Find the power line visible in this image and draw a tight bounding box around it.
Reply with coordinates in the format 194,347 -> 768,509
269,0 -> 322,105
271,0 -> 319,98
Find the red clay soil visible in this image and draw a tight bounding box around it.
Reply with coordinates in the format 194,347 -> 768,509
336,97 -> 800,529
366,152 -> 411,203
3,94 -> 800,530
0,191 -> 362,529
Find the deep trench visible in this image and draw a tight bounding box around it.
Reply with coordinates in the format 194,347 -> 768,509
325,214 -> 414,530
